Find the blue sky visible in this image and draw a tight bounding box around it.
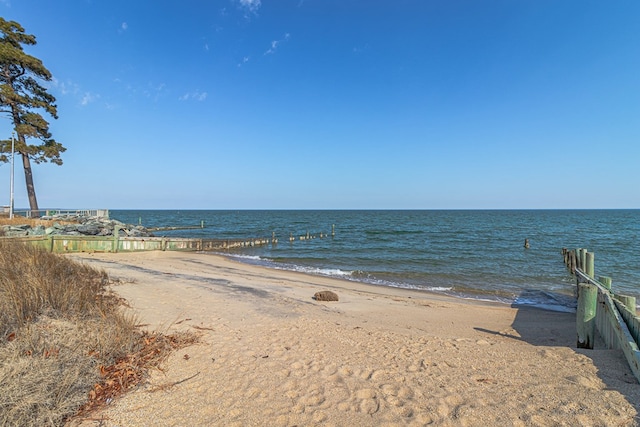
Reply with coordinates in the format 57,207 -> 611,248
1,0 -> 639,209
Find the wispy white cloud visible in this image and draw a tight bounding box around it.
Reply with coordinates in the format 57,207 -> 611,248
111,78 -> 167,103
236,0 -> 261,14
50,78 -> 79,96
50,78 -> 99,107
265,33 -> 290,55
179,90 -> 208,101
80,92 -> 99,106
143,82 -> 166,101
237,56 -> 250,67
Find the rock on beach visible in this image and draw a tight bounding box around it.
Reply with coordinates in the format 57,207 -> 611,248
314,290 -> 339,302
0,215 -> 154,238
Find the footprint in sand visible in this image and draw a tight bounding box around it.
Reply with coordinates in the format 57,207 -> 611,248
359,398 -> 379,414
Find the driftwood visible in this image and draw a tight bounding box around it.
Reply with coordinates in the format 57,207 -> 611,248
314,290 -> 339,302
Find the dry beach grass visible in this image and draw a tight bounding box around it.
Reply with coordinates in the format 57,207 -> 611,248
67,251 -> 640,426
0,242 -> 195,426
0,215 -> 78,229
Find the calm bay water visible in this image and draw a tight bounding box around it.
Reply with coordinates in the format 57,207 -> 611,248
111,210 -> 640,311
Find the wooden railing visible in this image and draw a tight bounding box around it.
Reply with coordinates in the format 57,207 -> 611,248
563,248 -> 640,383
13,209 -> 110,218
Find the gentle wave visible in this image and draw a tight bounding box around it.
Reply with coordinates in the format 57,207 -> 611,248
215,253 -> 578,311
226,253 -> 262,261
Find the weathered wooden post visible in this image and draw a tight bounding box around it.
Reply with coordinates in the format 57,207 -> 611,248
201,220 -> 205,228
569,250 -> 577,273
113,225 -> 120,253
524,238 -> 530,249
579,248 -> 586,271
599,276 -> 612,291
332,224 -> 335,237
616,295 -> 637,314
586,251 -> 595,278
577,282 -> 598,349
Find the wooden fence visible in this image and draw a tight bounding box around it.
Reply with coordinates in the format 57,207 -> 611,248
562,248 -> 640,383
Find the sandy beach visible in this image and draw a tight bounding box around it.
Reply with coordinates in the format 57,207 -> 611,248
66,251 -> 640,426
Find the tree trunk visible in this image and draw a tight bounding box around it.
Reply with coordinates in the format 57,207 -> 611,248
21,152 -> 39,215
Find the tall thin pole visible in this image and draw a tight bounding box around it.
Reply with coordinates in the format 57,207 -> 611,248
9,131 -> 14,219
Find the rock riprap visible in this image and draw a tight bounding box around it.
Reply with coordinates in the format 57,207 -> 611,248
0,215 -> 153,238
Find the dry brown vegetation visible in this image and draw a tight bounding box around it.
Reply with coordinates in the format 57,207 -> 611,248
0,242 -> 197,426
0,216 -> 78,228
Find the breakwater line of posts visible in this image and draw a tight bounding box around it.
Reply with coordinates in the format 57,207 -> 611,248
1,224 -> 336,254
562,248 -> 640,383
146,220 -> 206,232
0,233 -> 273,253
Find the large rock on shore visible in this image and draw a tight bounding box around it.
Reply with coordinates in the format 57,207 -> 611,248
0,215 -> 154,238
313,290 -> 339,302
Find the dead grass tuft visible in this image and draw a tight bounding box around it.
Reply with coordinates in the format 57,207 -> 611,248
0,241 -> 198,426
77,331 -> 199,416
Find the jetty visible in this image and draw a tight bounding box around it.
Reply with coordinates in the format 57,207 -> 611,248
1,209 -> 335,254
147,220 -> 206,232
562,248 -> 640,383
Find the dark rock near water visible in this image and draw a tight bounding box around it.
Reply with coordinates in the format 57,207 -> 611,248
28,225 -> 46,236
77,224 -> 100,235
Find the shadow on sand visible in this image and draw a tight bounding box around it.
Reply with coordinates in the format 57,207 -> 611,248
475,289 -> 640,419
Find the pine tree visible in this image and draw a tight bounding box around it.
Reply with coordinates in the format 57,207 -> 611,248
0,17 -> 65,214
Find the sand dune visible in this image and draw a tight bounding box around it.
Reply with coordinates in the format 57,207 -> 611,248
68,251 -> 640,426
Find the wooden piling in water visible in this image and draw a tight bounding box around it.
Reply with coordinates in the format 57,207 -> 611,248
599,276 -> 612,291
569,250 -> 577,273
585,251 -> 595,278
562,248 -> 578,273
577,282 -> 597,349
